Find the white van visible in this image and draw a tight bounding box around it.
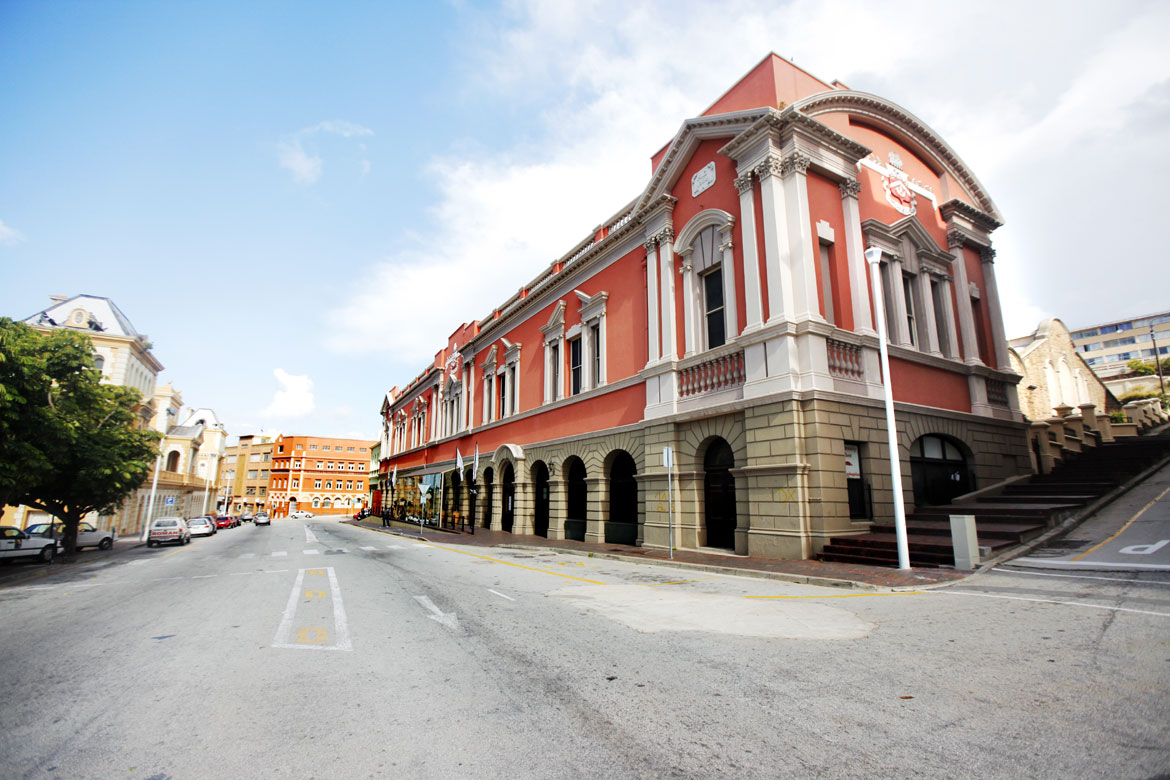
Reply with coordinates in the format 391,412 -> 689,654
147,517 -> 190,547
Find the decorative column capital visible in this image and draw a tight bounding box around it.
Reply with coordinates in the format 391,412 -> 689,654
980,247 -> 996,263
644,238 -> 658,253
839,178 -> 862,199
753,154 -> 783,180
654,227 -> 675,245
680,258 -> 693,275
733,172 -> 754,193
780,153 -> 812,178
946,229 -> 966,250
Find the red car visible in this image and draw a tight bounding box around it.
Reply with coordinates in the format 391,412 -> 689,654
215,516 -> 236,529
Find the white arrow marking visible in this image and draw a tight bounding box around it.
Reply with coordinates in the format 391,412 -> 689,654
414,595 -> 459,630
304,526 -> 319,544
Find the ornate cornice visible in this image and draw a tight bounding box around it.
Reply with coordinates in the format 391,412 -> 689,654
794,91 -> 1003,223
939,198 -> 1002,232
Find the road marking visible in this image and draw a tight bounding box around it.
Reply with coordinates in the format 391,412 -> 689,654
745,591 -> 924,600
303,549 -> 320,555
272,567 -> 352,651
305,590 -> 326,598
229,572 -> 252,576
415,595 -> 459,630
992,567 -> 1170,586
191,575 -> 216,579
271,551 -> 288,557
359,546 -> 377,551
931,590 -> 1170,618
1012,558 -> 1170,571
416,541 -> 608,584
240,553 -> 255,559
304,526 -> 319,544
488,589 -> 515,601
1071,484 -> 1170,561
386,545 -> 405,550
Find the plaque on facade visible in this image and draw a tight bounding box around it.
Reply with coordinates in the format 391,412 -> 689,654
843,444 -> 861,477
691,161 -> 716,197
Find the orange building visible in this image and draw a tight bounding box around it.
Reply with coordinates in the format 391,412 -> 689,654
377,54 -> 1030,561
267,435 -> 376,518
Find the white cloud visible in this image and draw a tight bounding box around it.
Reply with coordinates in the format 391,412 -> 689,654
260,369 -> 315,418
324,0 -> 1170,365
0,218 -> 26,246
277,120 -> 374,184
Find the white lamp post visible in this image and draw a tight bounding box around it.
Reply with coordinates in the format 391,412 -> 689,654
864,247 -> 911,570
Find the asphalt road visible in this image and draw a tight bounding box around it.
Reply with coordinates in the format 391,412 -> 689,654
1,517 -> 1167,779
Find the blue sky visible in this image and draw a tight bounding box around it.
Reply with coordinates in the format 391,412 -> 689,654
3,0 -> 1168,443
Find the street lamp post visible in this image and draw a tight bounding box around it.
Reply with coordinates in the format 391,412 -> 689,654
1151,324 -> 1166,398
864,247 -> 911,570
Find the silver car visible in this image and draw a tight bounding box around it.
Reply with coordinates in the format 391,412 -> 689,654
24,521 -> 115,551
0,526 -> 60,563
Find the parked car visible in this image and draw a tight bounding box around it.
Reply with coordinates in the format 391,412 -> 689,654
147,517 -> 190,547
241,512 -> 253,523
24,520 -> 115,551
289,510 -> 314,519
187,517 -> 215,537
0,526 -> 60,563
254,512 -> 271,526
215,516 -> 235,529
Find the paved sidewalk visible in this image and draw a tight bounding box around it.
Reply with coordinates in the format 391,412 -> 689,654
343,517 -> 965,590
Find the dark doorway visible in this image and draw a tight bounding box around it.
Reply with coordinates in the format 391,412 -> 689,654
910,434 -> 973,506
447,471 -> 461,529
532,462 -> 550,538
467,471 -> 477,530
703,439 -> 737,549
565,458 -> 587,542
501,463 -> 515,533
605,451 -> 638,545
483,468 -> 494,528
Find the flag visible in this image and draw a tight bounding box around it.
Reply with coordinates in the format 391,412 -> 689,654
456,448 -> 464,471
473,442 -> 479,476
391,464 -> 397,488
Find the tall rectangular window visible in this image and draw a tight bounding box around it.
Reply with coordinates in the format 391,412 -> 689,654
819,242 -> 835,325
703,267 -> 726,349
549,341 -> 560,401
903,273 -> 917,347
570,337 -> 582,395
498,372 -> 507,417
590,323 -> 600,387
930,279 -> 949,355
507,365 -> 517,414
484,374 -> 494,421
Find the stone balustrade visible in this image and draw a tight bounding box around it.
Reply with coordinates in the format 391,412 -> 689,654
826,338 -> 864,381
678,349 -> 746,398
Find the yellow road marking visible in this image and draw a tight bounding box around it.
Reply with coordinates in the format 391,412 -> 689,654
415,541 -> 607,584
307,569 -> 325,575
296,627 -> 328,644
1071,484 -> 1170,561
745,591 -> 925,600
305,590 -> 326,598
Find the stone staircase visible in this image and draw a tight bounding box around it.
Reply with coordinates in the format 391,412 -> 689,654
820,432 -> 1170,569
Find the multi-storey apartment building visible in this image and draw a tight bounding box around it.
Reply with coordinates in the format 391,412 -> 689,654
221,434 -> 275,516
267,435 -> 376,517
1071,311 -> 1170,378
377,54 -> 1031,560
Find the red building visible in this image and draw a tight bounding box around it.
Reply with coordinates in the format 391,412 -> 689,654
377,54 -> 1029,560
268,435 -> 376,518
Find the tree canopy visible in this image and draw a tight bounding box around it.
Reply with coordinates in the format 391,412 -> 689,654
1126,358 -> 1170,376
0,318 -> 159,558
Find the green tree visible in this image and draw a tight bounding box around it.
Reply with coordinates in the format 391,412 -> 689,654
0,318 -> 159,559
1127,357 -> 1170,376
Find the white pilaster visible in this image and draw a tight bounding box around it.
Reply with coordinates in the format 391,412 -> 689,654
779,153 -> 821,323
947,232 -> 983,366
735,171 -> 764,331
939,277 -> 961,360
981,248 -> 1011,370
920,273 -> 942,357
888,258 -> 912,347
645,241 -> 660,364
659,229 -> 678,361
840,179 -> 875,336
719,231 -> 738,340
756,155 -> 794,323
680,252 -> 696,356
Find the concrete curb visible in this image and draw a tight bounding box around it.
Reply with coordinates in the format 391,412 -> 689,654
343,519 -> 958,592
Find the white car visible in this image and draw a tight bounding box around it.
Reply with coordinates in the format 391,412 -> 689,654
0,526 -> 60,563
147,517 -> 190,547
24,521 -> 115,551
254,512 -> 271,526
186,517 -> 215,537
289,510 -> 314,519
